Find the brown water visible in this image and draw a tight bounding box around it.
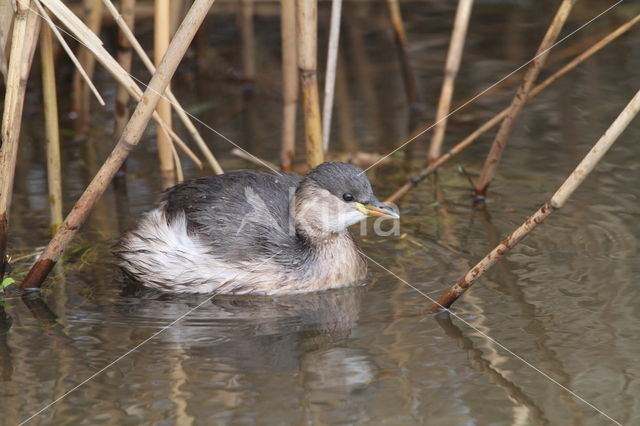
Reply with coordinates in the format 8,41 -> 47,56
2,1 -> 639,424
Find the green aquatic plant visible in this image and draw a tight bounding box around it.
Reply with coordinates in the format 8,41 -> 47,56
1,277 -> 15,290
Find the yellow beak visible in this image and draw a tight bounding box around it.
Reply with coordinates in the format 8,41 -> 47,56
355,202 -> 400,219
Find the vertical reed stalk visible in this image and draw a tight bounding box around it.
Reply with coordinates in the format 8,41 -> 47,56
385,13 -> 640,204
0,0 -> 12,81
321,0 -> 343,152
241,0 -> 256,95
427,0 -> 473,163
114,0 -> 136,140
474,0 -> 576,199
386,0 -> 420,110
71,0 -> 103,137
20,0 -> 216,291
170,0 -> 184,35
0,1 -> 40,278
155,0 -> 175,186
40,26 -> 63,235
429,87 -> 640,312
102,0 -> 223,174
296,0 -> 323,169
280,0 -> 298,172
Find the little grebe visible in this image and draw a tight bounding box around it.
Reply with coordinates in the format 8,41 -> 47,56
116,162 -> 399,294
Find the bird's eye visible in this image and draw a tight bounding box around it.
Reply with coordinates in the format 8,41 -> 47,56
343,193 -> 354,202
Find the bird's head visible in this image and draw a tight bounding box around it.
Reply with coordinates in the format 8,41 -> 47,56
294,162 -> 399,238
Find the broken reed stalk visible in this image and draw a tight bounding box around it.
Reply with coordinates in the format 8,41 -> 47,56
113,0 -> 135,141
37,0 -> 199,170
427,0 -> 473,163
296,0 -> 324,168
20,0 -> 216,291
384,13 -> 640,204
40,26 -> 64,235
101,0 -> 223,174
0,1 -> 40,278
241,0 -> 255,94
280,0 -> 298,172
321,0 -> 343,152
474,0 -> 576,199
154,0 -> 175,186
429,86 -> 640,312
386,0 -> 421,110
71,0 -> 103,137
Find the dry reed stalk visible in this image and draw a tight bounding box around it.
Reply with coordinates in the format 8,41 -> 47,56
429,87 -> 640,312
71,0 -> 103,137
321,0 -> 342,151
231,148 -> 279,171
155,0 -> 175,186
241,0 -> 255,94
386,0 -> 420,110
474,0 -> 576,199
0,1 -> 40,278
170,0 -> 184,35
101,0 -> 222,174
296,0 -> 323,168
280,0 -> 297,172
427,0 -> 473,163
113,0 -> 135,140
40,26 -> 63,235
38,0 -> 201,168
20,0 -> 216,291
33,0 -> 105,106
384,13 -> 640,205
0,0 -> 13,81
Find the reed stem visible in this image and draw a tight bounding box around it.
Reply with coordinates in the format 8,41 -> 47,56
0,1 -> 40,278
427,0 -> 473,163
474,0 -> 576,199
241,0 -> 256,95
321,0 -> 342,152
20,0 -> 216,291
155,0 -> 175,186
385,13 -> 640,204
296,0 -> 323,168
113,0 -> 135,141
71,0 -> 103,138
386,0 -> 420,110
40,26 -> 63,235
280,0 -> 298,172
429,87 -> 640,312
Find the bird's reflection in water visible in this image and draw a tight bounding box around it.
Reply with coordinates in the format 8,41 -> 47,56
119,282 -> 373,373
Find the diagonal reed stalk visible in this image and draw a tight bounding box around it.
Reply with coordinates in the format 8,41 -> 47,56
429,86 -> 640,312
296,0 -> 323,168
474,0 -> 577,199
427,0 -> 474,163
280,0 -> 297,172
321,0 -> 343,152
0,0 -> 40,279
37,0 -> 202,169
40,26 -> 63,235
385,13 -> 640,204
101,0 -> 223,174
19,0 -> 216,291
